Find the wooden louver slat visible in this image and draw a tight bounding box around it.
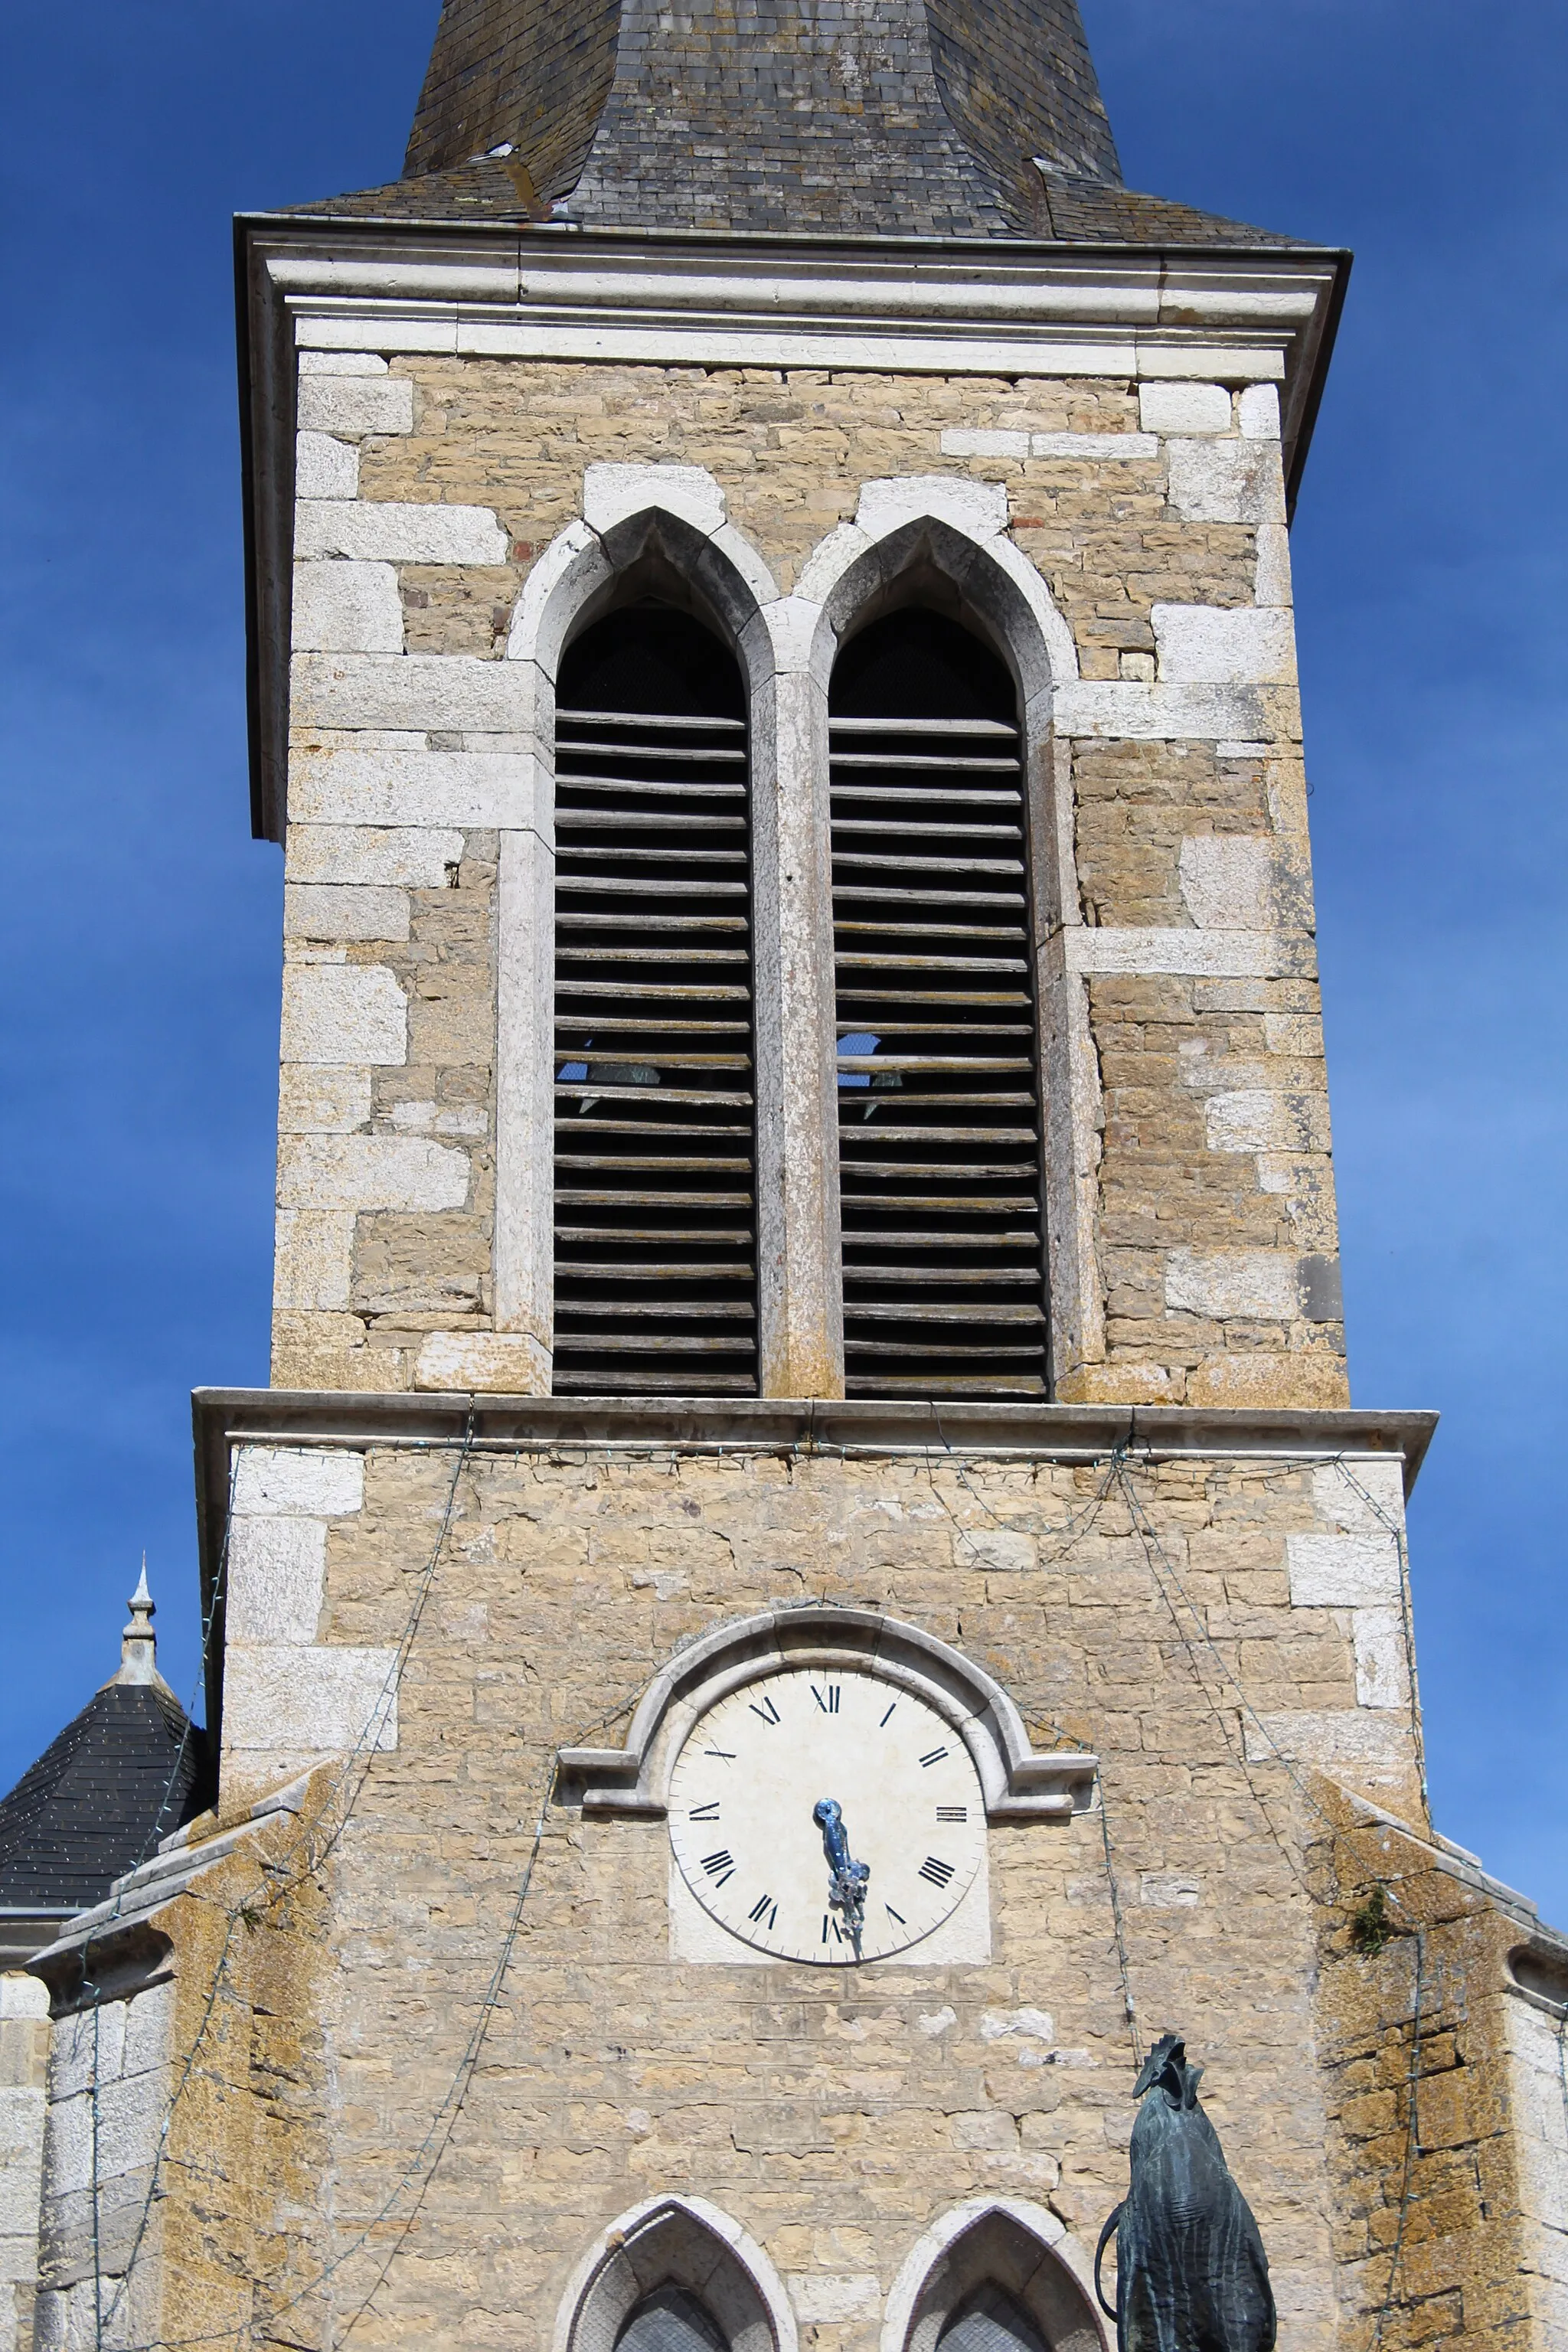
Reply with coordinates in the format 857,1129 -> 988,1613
552,665 -> 759,1396
829,648 -> 1048,1400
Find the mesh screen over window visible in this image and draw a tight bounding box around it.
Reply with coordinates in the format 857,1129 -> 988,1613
615,2287 -> 730,2352
552,604 -> 759,1396
829,609 -> 1049,1399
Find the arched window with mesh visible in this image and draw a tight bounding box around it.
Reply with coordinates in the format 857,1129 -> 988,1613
829,606 -> 1049,1398
615,2285 -> 730,2352
552,603 -> 757,1395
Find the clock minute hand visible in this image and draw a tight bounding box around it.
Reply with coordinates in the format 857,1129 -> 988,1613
813,1798 -> 870,1957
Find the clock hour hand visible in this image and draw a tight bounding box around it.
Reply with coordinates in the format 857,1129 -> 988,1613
813,1798 -> 870,1957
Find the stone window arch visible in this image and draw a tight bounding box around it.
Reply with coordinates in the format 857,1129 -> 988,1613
495,471 -> 786,1396
554,2194 -> 796,2352
550,588 -> 758,1397
795,480 -> 1099,1400
883,2198 -> 1107,2352
825,593 -> 1047,1399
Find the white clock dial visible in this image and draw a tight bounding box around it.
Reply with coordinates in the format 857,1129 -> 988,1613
668,1668 -> 985,1962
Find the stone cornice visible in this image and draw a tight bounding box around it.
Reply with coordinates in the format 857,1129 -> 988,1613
235,214 -> 1348,839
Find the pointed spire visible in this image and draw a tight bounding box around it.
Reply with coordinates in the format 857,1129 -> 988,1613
113,1558 -> 163,1688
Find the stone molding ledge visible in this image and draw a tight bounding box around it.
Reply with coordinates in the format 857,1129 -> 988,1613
555,1604 -> 1099,1821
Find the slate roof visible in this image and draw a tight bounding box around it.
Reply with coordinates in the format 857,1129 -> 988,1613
286,158 -> 1302,250
0,1682 -> 209,1915
281,0 -> 1310,247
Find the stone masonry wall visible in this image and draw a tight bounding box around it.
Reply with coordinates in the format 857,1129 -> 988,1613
281,354 -> 1342,1408
1310,1788 -> 1568,2352
0,1976 -> 48,2352
207,1430 -> 1430,2350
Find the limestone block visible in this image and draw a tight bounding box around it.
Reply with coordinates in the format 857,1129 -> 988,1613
1204,1090 -> 1328,1154
980,2008 -> 1054,2045
1051,682 -> 1276,742
387,1101 -> 488,1137
1138,382 -> 1232,435
298,351 -> 388,375
226,1514 -> 328,1644
786,2276 -> 880,2321
296,374 -> 413,439
283,884 -> 410,942
413,1331 -> 550,1394
1065,926 -> 1292,980
1166,440 -> 1286,526
289,743 -> 537,826
1030,432 -> 1158,459
1164,1248 -> 1297,1321
295,499 -> 508,565
952,1529 -> 1035,1573
582,462 -> 726,536
286,825 -> 465,887
1178,835 -> 1274,930
276,1134 -> 470,1213
231,1445 -> 364,1519
273,1208 -> 354,1311
1354,1610 -> 1407,1710
277,1067 -> 372,1134
1254,524 -> 1293,608
0,1984 -> 45,2024
296,432 -> 359,499
290,651 -> 539,736
1186,1354 -> 1348,1408
856,475 -> 1007,541
1152,605 -> 1296,686
0,2093 -> 44,2234
1286,1533 -> 1401,1609
292,563 -> 403,655
940,429 -> 1028,458
1311,1458 -> 1406,1531
1243,1708 -> 1408,1777
280,965 -> 407,1067
1138,1873 -> 1201,1907
224,1644 -> 397,1754
112,1993 -> 172,2104
1239,384 -> 1282,440
48,2009 -> 124,2103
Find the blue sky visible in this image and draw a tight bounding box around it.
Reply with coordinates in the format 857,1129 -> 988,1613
2,2 -> 1563,1916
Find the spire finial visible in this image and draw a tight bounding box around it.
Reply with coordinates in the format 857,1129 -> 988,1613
116,1557 -> 158,1684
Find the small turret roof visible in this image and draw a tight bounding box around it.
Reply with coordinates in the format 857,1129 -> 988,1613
0,1575 -> 208,1916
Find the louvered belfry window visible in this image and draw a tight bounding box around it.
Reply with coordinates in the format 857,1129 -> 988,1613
829,609 -> 1049,1398
551,603 -> 758,1396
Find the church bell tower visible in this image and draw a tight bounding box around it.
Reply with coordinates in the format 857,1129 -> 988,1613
18,4 -> 1568,2349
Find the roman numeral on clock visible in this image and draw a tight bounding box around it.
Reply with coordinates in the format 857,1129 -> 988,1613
749,1693 -> 781,1725
748,1894 -> 778,1929
811,1684 -> 840,1713
920,1746 -> 949,1768
918,1856 -> 956,1890
936,1806 -> 967,1822
701,1849 -> 737,1886
688,1802 -> 721,1821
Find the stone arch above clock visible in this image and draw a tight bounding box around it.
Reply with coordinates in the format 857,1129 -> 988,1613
555,1604 -> 1098,1822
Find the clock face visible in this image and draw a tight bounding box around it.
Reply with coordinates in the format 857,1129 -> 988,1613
668,1668 -> 986,1963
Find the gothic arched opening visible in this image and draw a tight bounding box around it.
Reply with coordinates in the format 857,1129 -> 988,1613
552,601 -> 758,1395
828,606 -> 1049,1399
896,2204 -> 1106,2352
